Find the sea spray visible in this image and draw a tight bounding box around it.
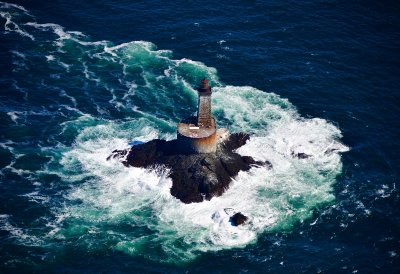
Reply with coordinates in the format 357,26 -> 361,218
0,2 -> 349,264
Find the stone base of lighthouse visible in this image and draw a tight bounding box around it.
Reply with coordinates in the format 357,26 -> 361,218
177,116 -> 217,154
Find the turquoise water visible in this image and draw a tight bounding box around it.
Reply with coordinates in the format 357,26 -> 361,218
1,1 -> 398,272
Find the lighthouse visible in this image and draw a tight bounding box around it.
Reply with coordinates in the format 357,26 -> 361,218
197,78 -> 212,128
176,79 -> 217,154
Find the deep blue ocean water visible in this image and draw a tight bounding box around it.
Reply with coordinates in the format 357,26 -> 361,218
0,0 -> 399,273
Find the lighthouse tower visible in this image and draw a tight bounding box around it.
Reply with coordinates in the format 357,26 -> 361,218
197,79 -> 212,128
176,79 -> 217,154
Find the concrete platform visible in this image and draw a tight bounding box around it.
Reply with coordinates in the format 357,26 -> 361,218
176,116 -> 217,154
177,116 -> 216,139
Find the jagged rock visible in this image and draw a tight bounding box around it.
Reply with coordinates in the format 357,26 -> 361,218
108,133 -> 272,204
292,152 -> 311,159
106,149 -> 128,161
229,212 -> 248,226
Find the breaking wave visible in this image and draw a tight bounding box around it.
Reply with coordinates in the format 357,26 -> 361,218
1,2 -> 348,264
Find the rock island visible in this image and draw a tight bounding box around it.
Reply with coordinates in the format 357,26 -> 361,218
108,79 -> 271,204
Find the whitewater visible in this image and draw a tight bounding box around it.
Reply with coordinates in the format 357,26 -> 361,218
0,2 -> 348,264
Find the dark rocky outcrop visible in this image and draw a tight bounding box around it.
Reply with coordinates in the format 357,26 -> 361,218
229,212 -> 248,226
108,132 -> 272,204
291,151 -> 311,159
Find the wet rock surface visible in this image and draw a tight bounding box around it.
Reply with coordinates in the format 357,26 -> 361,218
229,212 -> 248,226
108,133 -> 272,204
292,152 -> 311,159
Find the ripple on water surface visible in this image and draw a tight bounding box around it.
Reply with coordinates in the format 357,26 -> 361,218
0,2 -> 349,264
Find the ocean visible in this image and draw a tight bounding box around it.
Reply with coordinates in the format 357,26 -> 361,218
0,0 -> 399,273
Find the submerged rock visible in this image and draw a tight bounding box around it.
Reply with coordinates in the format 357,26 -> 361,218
292,152 -> 311,159
108,132 -> 272,204
106,149 -> 128,161
229,212 -> 248,226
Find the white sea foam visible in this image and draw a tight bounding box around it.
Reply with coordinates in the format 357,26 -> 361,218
105,40 -> 154,55
52,82 -> 348,262
0,2 -> 29,13
82,62 -> 100,83
19,191 -> 50,204
46,55 -> 55,61
7,111 -> 20,123
212,85 -> 295,133
25,21 -> 107,49
22,29 -> 347,261
57,60 -> 70,71
0,140 -> 15,152
0,3 -> 349,262
0,214 -> 43,246
25,22 -> 72,42
10,49 -> 26,59
216,54 -> 229,60
0,10 -> 34,40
